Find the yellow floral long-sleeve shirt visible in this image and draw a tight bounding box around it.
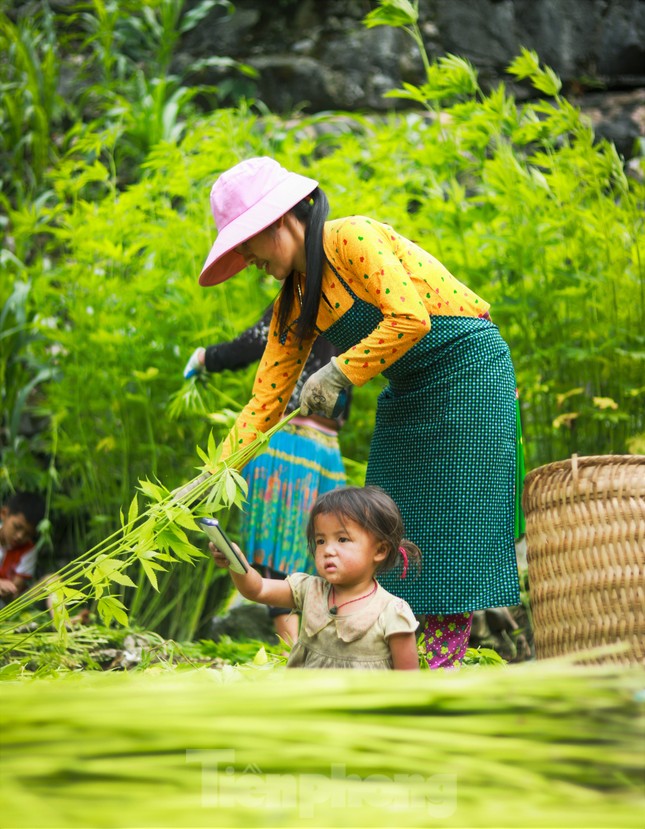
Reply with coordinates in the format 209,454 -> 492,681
224,216 -> 489,457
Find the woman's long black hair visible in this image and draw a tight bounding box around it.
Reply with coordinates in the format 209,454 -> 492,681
275,186 -> 329,342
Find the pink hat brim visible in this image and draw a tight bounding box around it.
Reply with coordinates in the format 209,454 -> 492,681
199,171 -> 318,287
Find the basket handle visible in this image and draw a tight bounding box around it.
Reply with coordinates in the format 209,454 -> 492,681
571,453 -> 579,489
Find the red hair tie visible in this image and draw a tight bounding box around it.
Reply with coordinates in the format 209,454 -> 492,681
399,546 -> 409,579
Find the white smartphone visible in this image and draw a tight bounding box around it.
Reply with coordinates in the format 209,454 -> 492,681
197,518 -> 248,575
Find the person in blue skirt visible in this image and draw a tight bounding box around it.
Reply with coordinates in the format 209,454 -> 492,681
183,306 -> 350,645
195,156 -> 522,668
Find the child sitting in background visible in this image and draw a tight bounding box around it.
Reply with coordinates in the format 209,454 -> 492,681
210,485 -> 421,670
0,491 -> 46,607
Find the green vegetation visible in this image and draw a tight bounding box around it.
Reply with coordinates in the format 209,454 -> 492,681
0,621 -> 287,674
2,660 -> 643,827
1,4 -> 643,827
1,0 -> 643,638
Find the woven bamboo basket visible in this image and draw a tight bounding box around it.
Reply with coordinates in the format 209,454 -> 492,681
522,454 -> 645,665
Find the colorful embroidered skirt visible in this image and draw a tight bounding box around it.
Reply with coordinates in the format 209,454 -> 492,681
515,389 -> 526,539
241,422 -> 346,574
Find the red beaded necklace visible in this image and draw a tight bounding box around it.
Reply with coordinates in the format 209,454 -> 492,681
329,580 -> 377,615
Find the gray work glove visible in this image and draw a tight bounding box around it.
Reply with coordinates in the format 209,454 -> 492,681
299,357 -> 353,418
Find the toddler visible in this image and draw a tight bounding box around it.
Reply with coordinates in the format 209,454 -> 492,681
210,485 -> 421,670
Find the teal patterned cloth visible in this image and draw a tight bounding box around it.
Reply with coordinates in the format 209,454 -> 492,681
242,422 -> 346,574
322,274 -> 520,615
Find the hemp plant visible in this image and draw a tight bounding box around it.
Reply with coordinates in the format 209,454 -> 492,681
0,410 -> 301,652
365,0 -> 479,112
363,0 -> 645,466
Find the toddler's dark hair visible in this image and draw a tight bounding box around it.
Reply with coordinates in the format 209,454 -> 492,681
4,491 -> 46,530
306,485 -> 421,576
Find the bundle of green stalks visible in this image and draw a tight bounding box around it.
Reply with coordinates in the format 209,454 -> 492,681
0,411 -> 302,649
2,660 -> 643,828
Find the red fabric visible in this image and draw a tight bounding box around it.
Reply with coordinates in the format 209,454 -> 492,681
0,542 -> 34,581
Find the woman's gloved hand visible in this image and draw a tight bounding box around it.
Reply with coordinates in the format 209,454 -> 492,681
299,357 -> 353,418
183,347 -> 206,379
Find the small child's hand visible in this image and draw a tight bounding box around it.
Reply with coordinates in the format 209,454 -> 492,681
0,578 -> 18,598
209,540 -> 245,570
209,541 -> 230,568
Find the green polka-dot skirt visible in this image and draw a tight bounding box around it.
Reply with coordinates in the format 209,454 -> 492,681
322,280 -> 520,614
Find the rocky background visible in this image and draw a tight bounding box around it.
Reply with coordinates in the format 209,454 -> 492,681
177,0 -> 645,160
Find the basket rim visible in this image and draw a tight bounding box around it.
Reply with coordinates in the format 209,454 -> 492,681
524,454 -> 645,490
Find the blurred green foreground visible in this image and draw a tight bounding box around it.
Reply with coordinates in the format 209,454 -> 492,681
1,659 -> 643,829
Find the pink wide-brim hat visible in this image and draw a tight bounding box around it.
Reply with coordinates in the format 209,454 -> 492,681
199,156 -> 319,287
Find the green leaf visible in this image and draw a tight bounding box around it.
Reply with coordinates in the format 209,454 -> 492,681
136,547 -> 164,562
533,65 -> 562,97
438,53 -> 479,95
229,469 -> 249,500
224,471 -> 239,505
172,538 -> 204,562
130,521 -> 156,553
383,85 -> 430,106
93,557 -> 132,584
141,559 -> 161,591
253,646 -> 268,665
97,595 -> 129,627
364,0 -> 418,29
132,367 -> 159,381
171,508 -> 202,533
61,587 -> 86,603
207,429 -> 217,462
507,48 -> 541,80
0,663 -> 24,680
180,0 -> 223,34
107,570 -> 137,588
157,526 -> 203,563
127,493 -> 139,527
137,478 -> 166,503
507,48 -> 562,97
